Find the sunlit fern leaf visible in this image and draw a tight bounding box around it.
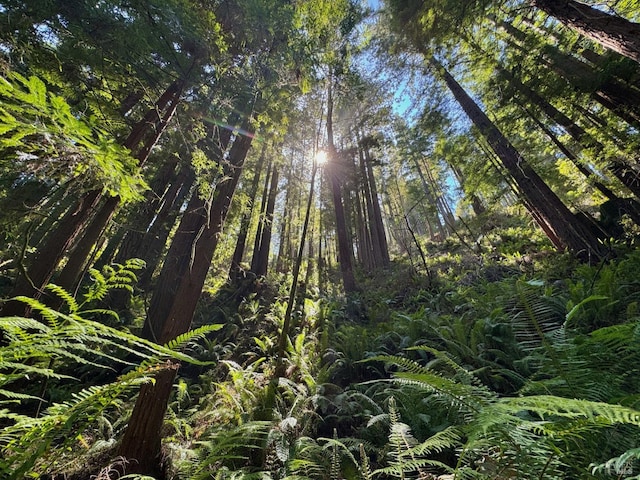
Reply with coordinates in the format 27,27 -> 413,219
496,395 -> 640,427
0,316 -> 50,334
11,295 -> 61,325
45,283 -> 79,313
318,435 -> 360,475
508,280 -> 565,353
0,390 -> 43,402
405,426 -> 462,456
392,371 -> 492,413
0,361 -> 74,382
181,421 -> 272,480
165,324 -> 224,352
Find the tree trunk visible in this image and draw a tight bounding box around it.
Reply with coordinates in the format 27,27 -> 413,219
531,0 -> 640,64
55,195 -> 121,294
0,189 -> 102,316
326,78 -> 358,293
229,142 -> 267,281
54,81 -> 185,292
250,158 -> 273,275
252,165 -> 279,278
119,116 -> 256,474
276,162 -> 318,364
137,168 -> 196,291
108,156 -> 181,267
499,65 -> 640,199
360,141 -> 390,268
435,59 -> 604,258
518,100 -> 619,201
498,19 -> 640,127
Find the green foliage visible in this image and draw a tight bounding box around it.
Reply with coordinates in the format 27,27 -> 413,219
374,349 -> 640,479
0,272 -> 222,479
0,71 -> 146,201
181,421 -> 273,480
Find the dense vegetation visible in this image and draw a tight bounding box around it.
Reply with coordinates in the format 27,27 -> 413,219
2,0 -> 640,479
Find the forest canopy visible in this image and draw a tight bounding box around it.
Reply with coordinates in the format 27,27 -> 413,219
2,0 -> 640,479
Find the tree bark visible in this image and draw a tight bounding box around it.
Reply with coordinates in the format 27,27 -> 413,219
498,19 -> 640,127
137,168 -> 196,291
498,66 -> 640,199
250,158 -> 273,274
531,0 -> 640,64
360,140 -> 390,268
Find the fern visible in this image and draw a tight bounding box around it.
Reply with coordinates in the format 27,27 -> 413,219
181,421 -> 273,480
0,277 -> 222,479
376,347 -> 640,479
0,72 -> 146,201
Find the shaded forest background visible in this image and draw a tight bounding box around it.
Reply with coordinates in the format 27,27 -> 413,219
2,0 -> 640,479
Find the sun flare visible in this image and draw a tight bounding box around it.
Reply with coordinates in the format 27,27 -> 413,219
315,149 -> 328,165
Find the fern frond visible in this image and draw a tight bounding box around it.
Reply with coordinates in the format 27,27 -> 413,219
497,395 -> 640,427
373,459 -> 452,477
45,284 -> 79,313
392,371 -> 489,413
405,426 -> 462,456
10,295 -> 61,324
0,316 -> 50,333
182,422 -> 272,480
165,324 -> 224,352
359,443 -> 372,480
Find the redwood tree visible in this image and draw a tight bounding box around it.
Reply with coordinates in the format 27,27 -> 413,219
434,59 -> 604,258
531,0 -> 640,64
118,111 -> 256,474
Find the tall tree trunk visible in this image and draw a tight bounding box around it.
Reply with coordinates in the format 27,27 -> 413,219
498,18 -> 640,127
250,158 -> 273,274
531,0 -> 640,64
118,114 -> 256,474
107,156 -> 181,266
498,65 -> 640,199
275,198 -> 290,273
518,100 -> 619,201
276,161 -> 318,365
435,59 -> 604,258
326,77 -> 357,293
0,189 -> 102,316
252,165 -> 279,278
137,168 -> 196,291
107,165 -> 193,314
356,144 -> 377,270
411,157 -> 443,238
229,142 -> 267,281
361,141 -> 391,267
